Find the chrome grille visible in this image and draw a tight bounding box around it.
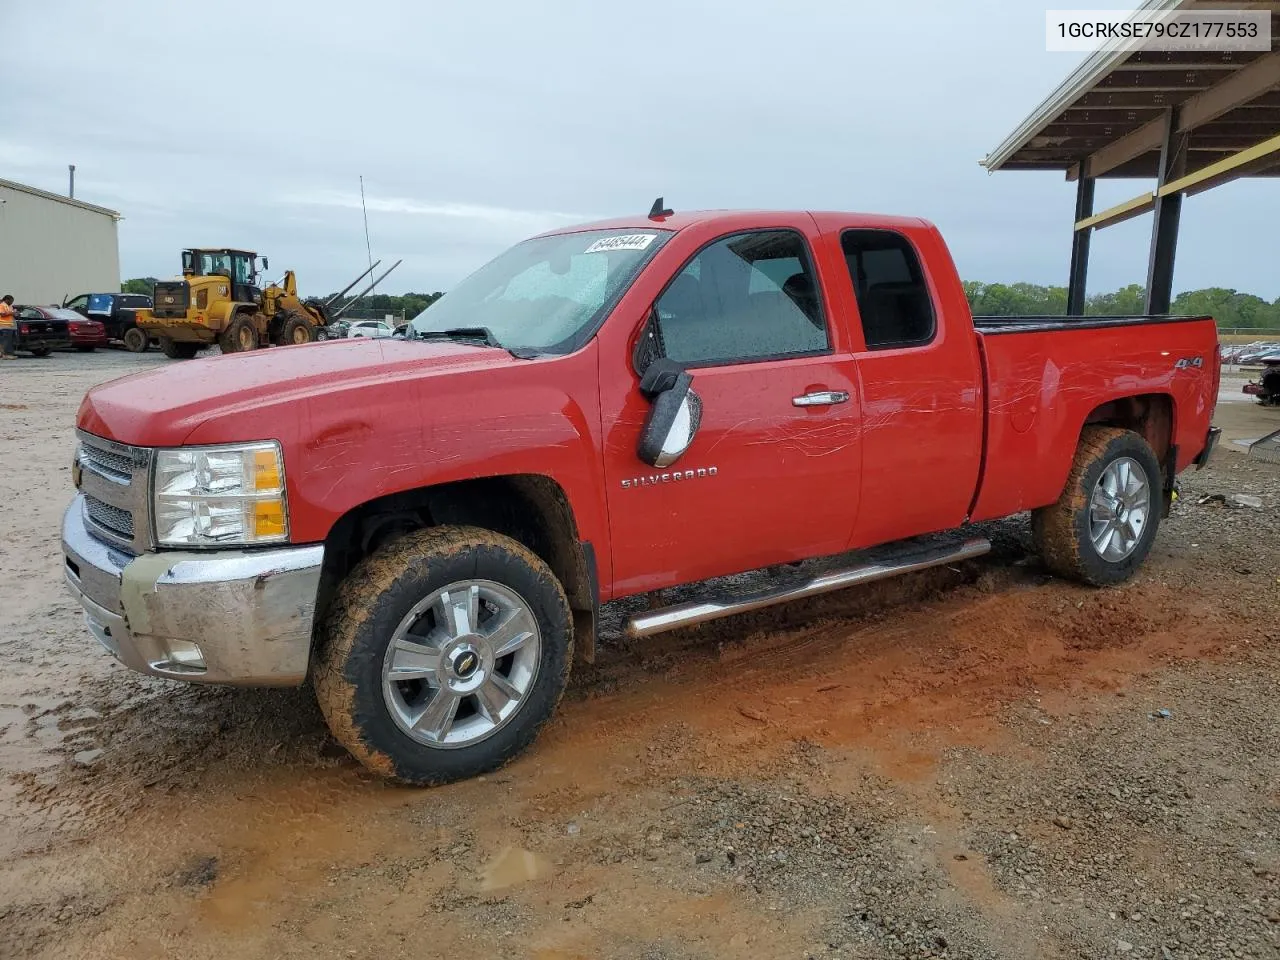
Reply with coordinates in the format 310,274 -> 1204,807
84,495 -> 134,538
79,443 -> 135,482
76,431 -> 153,553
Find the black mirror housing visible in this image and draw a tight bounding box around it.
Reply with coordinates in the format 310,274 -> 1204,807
637,366 -> 702,468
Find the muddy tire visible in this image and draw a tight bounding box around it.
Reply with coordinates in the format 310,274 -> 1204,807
218,315 -> 259,353
122,326 -> 149,353
1032,426 -> 1162,586
280,314 -> 317,346
314,526 -> 573,785
159,337 -> 201,360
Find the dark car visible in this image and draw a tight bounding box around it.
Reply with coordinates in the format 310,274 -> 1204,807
13,306 -> 73,356
21,305 -> 108,352
63,292 -> 155,352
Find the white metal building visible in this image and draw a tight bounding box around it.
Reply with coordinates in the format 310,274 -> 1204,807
0,177 -> 121,305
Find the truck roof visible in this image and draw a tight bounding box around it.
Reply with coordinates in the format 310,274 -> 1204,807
539,209 -> 933,237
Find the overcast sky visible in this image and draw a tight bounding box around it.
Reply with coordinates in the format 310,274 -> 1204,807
2,0 -> 1276,298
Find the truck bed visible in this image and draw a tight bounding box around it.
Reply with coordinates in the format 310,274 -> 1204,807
973,313 -> 1212,334
968,313 -> 1219,524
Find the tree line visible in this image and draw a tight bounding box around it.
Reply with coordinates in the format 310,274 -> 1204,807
964,282 -> 1280,328
122,276 -> 1280,330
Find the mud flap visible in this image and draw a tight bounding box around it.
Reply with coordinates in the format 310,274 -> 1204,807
1161,444 -> 1179,519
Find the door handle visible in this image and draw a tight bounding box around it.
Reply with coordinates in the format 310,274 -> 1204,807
792,390 -> 850,407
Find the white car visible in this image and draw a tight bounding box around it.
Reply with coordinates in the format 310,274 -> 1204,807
348,321 -> 394,339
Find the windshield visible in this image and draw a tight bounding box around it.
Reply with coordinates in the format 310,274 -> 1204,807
50,308 -> 86,321
409,229 -> 670,353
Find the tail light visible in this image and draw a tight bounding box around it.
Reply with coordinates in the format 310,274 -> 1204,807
19,324 -> 29,334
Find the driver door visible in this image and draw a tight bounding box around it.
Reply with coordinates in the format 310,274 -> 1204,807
600,228 -> 863,596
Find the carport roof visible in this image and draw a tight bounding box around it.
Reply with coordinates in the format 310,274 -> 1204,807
982,0 -> 1280,181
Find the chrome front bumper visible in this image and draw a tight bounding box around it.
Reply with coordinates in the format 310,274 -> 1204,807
61,495 -> 323,686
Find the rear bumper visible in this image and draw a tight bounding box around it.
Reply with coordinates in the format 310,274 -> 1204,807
61,496 -> 323,686
1195,426 -> 1222,468
20,335 -> 71,352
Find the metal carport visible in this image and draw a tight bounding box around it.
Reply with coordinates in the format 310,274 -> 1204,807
982,0 -> 1280,315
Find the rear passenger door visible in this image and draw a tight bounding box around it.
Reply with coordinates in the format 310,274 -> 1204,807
601,228 -> 863,594
833,227 -> 984,548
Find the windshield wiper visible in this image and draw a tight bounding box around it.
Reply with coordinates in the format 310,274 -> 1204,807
413,326 -> 539,360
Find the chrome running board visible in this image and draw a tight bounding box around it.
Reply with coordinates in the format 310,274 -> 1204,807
624,537 -> 991,639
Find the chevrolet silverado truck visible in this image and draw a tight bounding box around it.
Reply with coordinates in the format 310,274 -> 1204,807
61,208 -> 1222,785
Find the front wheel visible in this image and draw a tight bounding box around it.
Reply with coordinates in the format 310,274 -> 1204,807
122,327 -> 149,353
314,526 -> 573,785
1033,426 -> 1162,586
280,314 -> 317,346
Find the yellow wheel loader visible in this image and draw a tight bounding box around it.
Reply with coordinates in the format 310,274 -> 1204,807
135,249 -> 400,359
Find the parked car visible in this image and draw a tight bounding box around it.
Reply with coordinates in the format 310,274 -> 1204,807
63,292 -> 155,352
61,207 -> 1222,786
327,320 -> 352,339
13,305 -> 72,356
1235,342 -> 1280,364
347,320 -> 394,339
21,305 -> 108,351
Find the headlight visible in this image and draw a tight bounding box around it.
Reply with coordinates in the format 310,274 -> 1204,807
153,442 -> 288,547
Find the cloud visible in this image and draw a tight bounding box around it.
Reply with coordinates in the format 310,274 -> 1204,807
279,189 -> 593,228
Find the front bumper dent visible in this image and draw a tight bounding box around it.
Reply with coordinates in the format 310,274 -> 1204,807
61,495 -> 323,686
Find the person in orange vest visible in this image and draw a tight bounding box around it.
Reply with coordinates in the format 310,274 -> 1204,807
0,295 -> 15,359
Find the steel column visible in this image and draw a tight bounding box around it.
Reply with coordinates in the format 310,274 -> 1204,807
1067,175 -> 1095,316
1145,108 -> 1189,315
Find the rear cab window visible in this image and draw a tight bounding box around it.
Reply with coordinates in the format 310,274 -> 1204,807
653,229 -> 829,366
840,230 -> 936,350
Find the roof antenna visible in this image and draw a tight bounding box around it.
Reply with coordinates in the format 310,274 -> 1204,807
648,196 -> 674,220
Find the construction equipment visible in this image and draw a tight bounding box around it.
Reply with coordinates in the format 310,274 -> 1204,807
134,249 -> 401,360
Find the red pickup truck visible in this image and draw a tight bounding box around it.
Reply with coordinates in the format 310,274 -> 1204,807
62,207 -> 1221,784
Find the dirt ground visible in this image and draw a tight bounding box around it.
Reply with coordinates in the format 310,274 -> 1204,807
3,351 -> 1280,960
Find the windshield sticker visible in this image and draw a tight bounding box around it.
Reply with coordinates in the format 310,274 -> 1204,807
584,233 -> 657,254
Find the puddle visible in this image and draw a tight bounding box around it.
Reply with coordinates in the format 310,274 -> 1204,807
479,846 -> 551,891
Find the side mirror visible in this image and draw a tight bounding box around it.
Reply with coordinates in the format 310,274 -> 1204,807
637,359 -> 702,468
261,256 -> 269,271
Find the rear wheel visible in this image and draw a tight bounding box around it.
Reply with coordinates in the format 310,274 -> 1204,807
218,315 -> 259,354
1033,426 -> 1162,586
280,314 -> 317,346
122,327 -> 149,353
314,526 -> 573,785
160,338 -> 201,360
30,346 -> 51,358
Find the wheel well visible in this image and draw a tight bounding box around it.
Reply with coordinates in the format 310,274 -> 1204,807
316,475 -> 598,663
1083,393 -> 1174,482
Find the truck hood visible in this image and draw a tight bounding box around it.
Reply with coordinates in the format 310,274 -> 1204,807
78,338 -> 521,446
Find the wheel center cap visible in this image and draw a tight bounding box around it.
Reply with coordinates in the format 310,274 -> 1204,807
450,646 -> 481,680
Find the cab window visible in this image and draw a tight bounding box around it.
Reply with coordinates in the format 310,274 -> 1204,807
840,230 -> 935,350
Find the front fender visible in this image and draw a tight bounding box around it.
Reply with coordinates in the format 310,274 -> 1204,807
181,342 -> 610,570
